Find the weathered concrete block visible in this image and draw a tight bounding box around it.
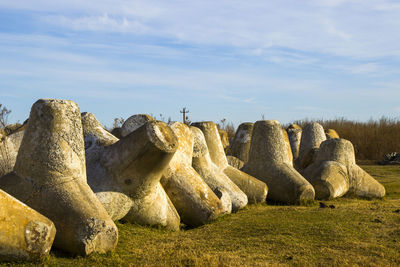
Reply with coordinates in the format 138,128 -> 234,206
161,122 -> 225,227
0,189 -> 56,262
303,138 -> 385,199
0,130 -> 24,176
295,122 -> 326,171
120,114 -> 154,138
226,155 -> 244,169
0,99 -> 118,256
243,120 -> 315,204
82,112 -> 180,231
325,129 -> 340,139
287,124 -> 302,161
218,128 -> 229,151
229,122 -> 253,163
192,121 -> 268,204
191,126 -> 247,212
282,129 -> 293,166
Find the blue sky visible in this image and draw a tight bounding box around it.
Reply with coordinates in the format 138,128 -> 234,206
1,0 -> 400,128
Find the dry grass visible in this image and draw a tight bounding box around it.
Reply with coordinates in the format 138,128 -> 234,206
2,165 -> 399,266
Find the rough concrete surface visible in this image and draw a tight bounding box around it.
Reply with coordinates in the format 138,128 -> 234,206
229,122 -> 253,163
0,99 -> 118,256
82,112 -> 180,231
302,138 -> 385,199
191,126 -> 248,212
295,122 -> 326,171
243,120 -> 315,204
161,122 -> 225,227
0,189 -> 56,262
192,121 -> 268,204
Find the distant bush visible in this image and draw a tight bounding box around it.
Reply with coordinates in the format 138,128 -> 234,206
293,117 -> 400,161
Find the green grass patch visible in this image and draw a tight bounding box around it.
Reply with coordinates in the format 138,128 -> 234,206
3,165 -> 400,266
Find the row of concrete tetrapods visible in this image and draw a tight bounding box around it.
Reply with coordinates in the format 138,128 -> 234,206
0,99 -> 385,262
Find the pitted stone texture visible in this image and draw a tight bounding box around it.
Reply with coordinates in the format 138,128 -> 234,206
192,121 -> 268,204
82,113 -> 180,231
218,129 -> 229,151
161,122 -> 224,227
282,129 -> 293,166
296,122 -> 326,171
120,114 -> 154,138
0,99 -> 118,256
325,129 -> 340,139
302,138 -> 385,199
243,120 -> 315,204
227,156 -> 244,169
0,130 -> 24,176
229,123 -> 253,163
191,126 -> 247,212
287,124 -> 302,161
0,189 -> 56,262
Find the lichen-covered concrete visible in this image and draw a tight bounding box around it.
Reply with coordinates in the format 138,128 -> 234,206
229,122 -> 253,163
302,138 -> 385,199
295,122 -> 326,171
161,122 -> 225,227
243,120 -> 315,204
192,121 -> 268,204
191,126 -> 247,212
0,189 -> 56,262
0,99 -> 118,256
82,112 -> 180,231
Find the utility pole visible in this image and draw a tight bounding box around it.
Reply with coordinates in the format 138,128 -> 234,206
180,107 -> 189,124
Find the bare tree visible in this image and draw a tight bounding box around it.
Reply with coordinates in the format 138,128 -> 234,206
113,117 -> 125,129
0,103 -> 11,129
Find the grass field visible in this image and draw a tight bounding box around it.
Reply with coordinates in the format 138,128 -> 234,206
4,165 -> 400,266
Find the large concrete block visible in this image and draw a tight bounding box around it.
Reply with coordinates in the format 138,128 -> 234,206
229,122 -> 253,163
191,126 -> 247,212
325,129 -> 340,139
243,120 -> 315,204
161,122 -> 225,227
286,124 -> 302,161
0,130 -> 24,176
82,112 -> 180,231
0,99 -> 118,256
303,138 -> 385,199
295,122 -> 326,171
192,121 -> 268,204
120,114 -> 154,138
0,189 -> 56,261
282,129 -> 293,166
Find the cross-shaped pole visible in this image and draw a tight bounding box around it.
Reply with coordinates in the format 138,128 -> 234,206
180,107 -> 189,124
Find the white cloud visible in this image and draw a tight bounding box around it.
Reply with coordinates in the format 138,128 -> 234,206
2,0 -> 400,59
47,14 -> 149,33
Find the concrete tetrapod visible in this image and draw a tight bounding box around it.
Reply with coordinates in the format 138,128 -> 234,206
282,129 -> 293,166
82,113 -> 180,231
227,155 -> 244,169
302,138 -> 385,199
161,122 -> 225,227
81,112 -> 132,221
0,99 -> 118,256
286,124 -> 302,161
325,129 -> 340,139
0,130 -> 24,176
192,122 -> 268,204
242,120 -> 315,204
229,122 -> 253,163
191,126 -> 248,212
218,128 -> 230,152
0,189 -> 56,261
295,122 -> 326,171
120,114 -> 154,138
